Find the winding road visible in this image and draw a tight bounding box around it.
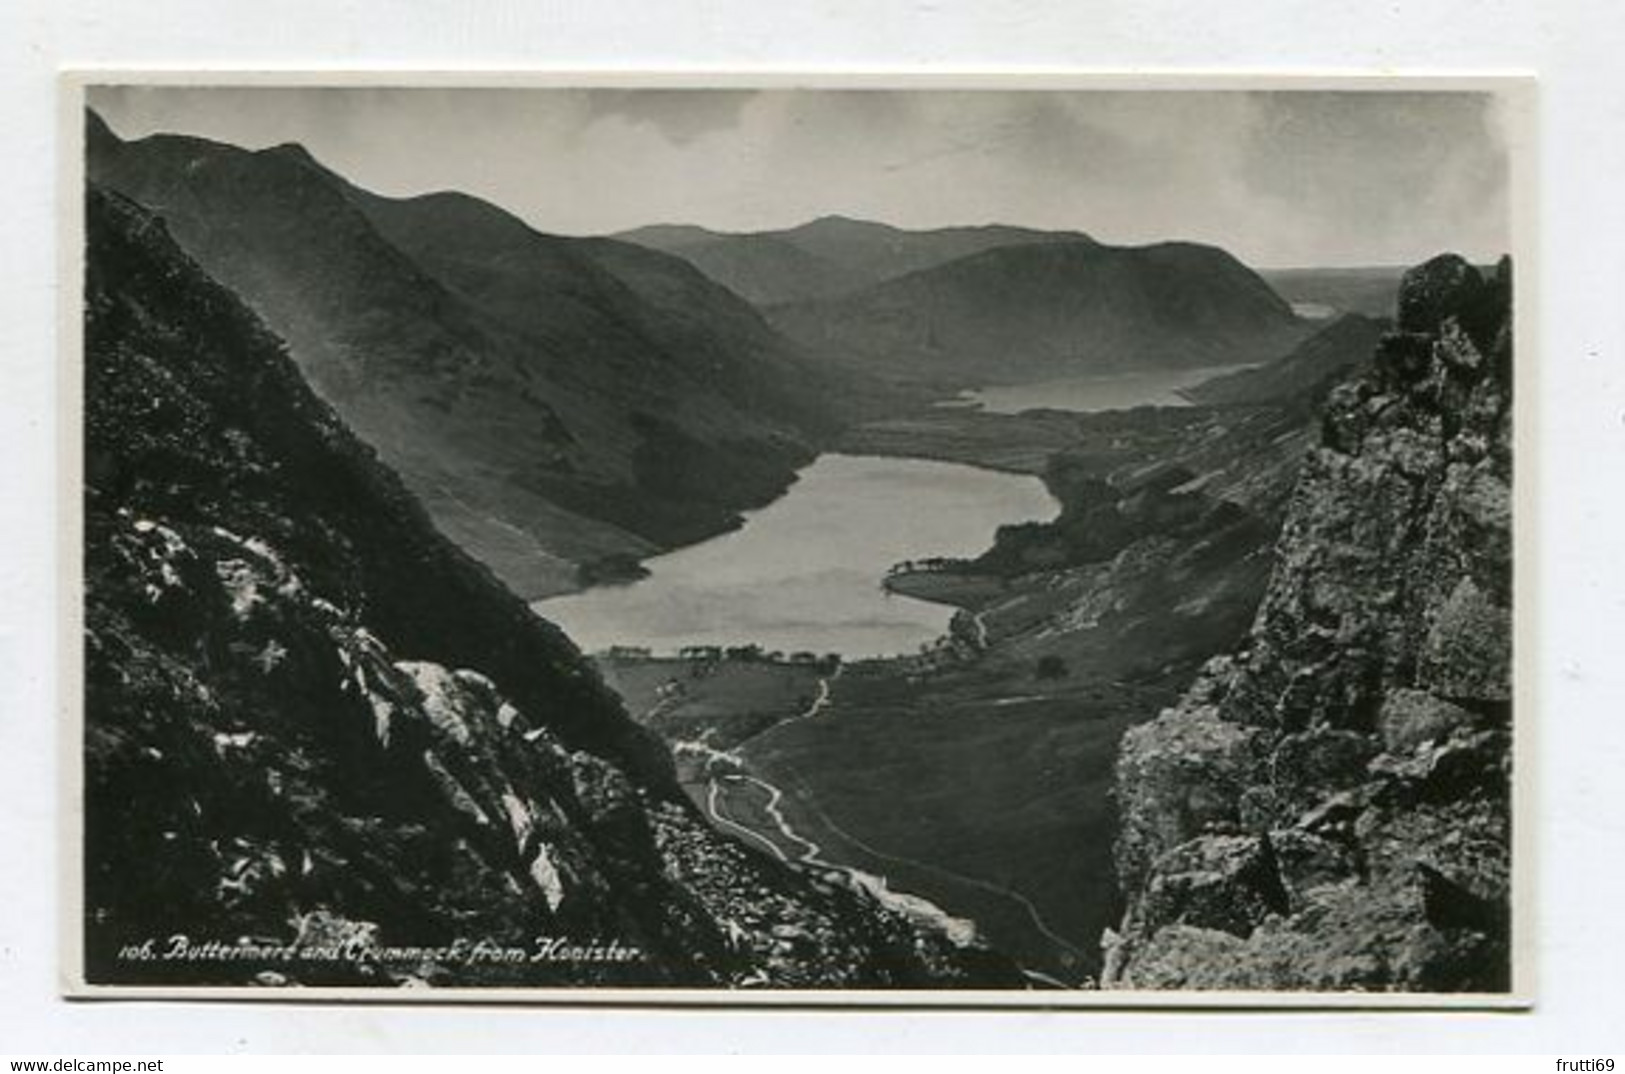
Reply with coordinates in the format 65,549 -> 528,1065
781,665 -> 841,726
773,768 -> 1088,964
683,671 -> 838,866
970,609 -> 990,648
679,664 -> 1087,983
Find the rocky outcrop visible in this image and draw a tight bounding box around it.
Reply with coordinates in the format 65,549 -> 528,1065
82,185 -> 1020,990
1106,254 -> 1514,992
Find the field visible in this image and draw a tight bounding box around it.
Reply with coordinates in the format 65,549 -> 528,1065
593,646 -> 1156,980
594,654 -> 830,749
738,659 -> 1174,982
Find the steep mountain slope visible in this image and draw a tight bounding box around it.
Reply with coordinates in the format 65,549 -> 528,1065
612,226 -> 857,306
1261,266 -> 1407,319
1181,314 -> 1386,406
1106,255 -> 1513,991
85,111 -> 845,600
767,240 -> 1310,388
618,216 -> 1092,306
81,184 -> 1021,990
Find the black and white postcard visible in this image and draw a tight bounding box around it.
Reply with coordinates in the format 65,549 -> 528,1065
64,73 -> 1532,1004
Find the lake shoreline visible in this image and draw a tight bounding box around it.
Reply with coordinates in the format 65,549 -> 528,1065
531,452 -> 1059,660
537,372 -> 1295,981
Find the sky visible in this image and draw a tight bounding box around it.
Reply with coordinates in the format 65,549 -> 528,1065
88,85 -> 1514,269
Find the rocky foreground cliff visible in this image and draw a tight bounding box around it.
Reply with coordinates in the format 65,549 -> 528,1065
81,184 -> 1019,990
1105,255 -> 1514,991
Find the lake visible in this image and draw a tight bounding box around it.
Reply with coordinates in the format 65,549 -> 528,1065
533,454 -> 1057,658
947,362 -> 1256,414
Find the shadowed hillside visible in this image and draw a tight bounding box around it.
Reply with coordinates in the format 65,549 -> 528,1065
766,239 -> 1310,388
1180,313 -> 1386,406
87,111 -> 859,600
82,183 -> 1023,990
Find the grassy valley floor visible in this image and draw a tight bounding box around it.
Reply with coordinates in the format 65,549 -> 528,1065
597,648 -> 1168,982
591,396 -> 1313,983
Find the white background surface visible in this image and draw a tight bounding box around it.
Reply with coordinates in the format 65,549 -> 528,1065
3,0 -> 1622,1054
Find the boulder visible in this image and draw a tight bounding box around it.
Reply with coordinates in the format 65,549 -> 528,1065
1114,705 -> 1266,887
1420,576 -> 1512,701
1109,248 -> 1514,992
1378,689 -> 1477,752
1139,834 -> 1289,938
1116,925 -> 1247,990
1268,829 -> 1359,911
1397,255 -> 1484,335
1268,727 -> 1378,813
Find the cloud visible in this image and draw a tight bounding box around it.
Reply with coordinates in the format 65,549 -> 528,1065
87,85 -> 1511,267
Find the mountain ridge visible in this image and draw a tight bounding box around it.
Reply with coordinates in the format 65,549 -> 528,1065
765,237 -> 1309,387
617,216 -> 1095,306
86,110 -> 848,600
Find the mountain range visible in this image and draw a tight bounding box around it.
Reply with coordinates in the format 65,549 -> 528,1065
618,217 -> 1091,306
91,107 -> 1339,596
80,100 -> 1513,993
622,217 -> 1313,389
86,111 -> 858,600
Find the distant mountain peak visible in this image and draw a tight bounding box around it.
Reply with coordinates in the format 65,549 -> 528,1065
621,215 -> 1102,307
793,213 -> 900,232
258,140 -> 321,166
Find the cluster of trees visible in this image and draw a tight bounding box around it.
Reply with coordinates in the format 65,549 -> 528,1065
1035,655 -> 1070,680
884,556 -> 971,578
675,644 -> 842,671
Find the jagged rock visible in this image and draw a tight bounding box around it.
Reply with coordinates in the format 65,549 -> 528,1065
1417,862 -> 1507,935
1121,876 -> 1503,993
1375,332 -> 1437,384
1436,320 -> 1485,375
1377,688 -> 1477,751
1420,577 -> 1512,701
1236,785 -> 1282,833
1268,829 -> 1359,912
1295,787 -> 1378,844
1110,249 -> 1513,992
1417,730 -> 1510,804
1138,834 -> 1289,937
1114,703 -> 1266,889
567,750 -> 653,853
1268,728 -> 1378,813
1185,655 -> 1240,705
1396,255 -> 1483,335
1114,925 -> 1248,990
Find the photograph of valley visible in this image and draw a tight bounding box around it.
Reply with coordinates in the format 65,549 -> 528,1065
74,80 -> 1518,999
